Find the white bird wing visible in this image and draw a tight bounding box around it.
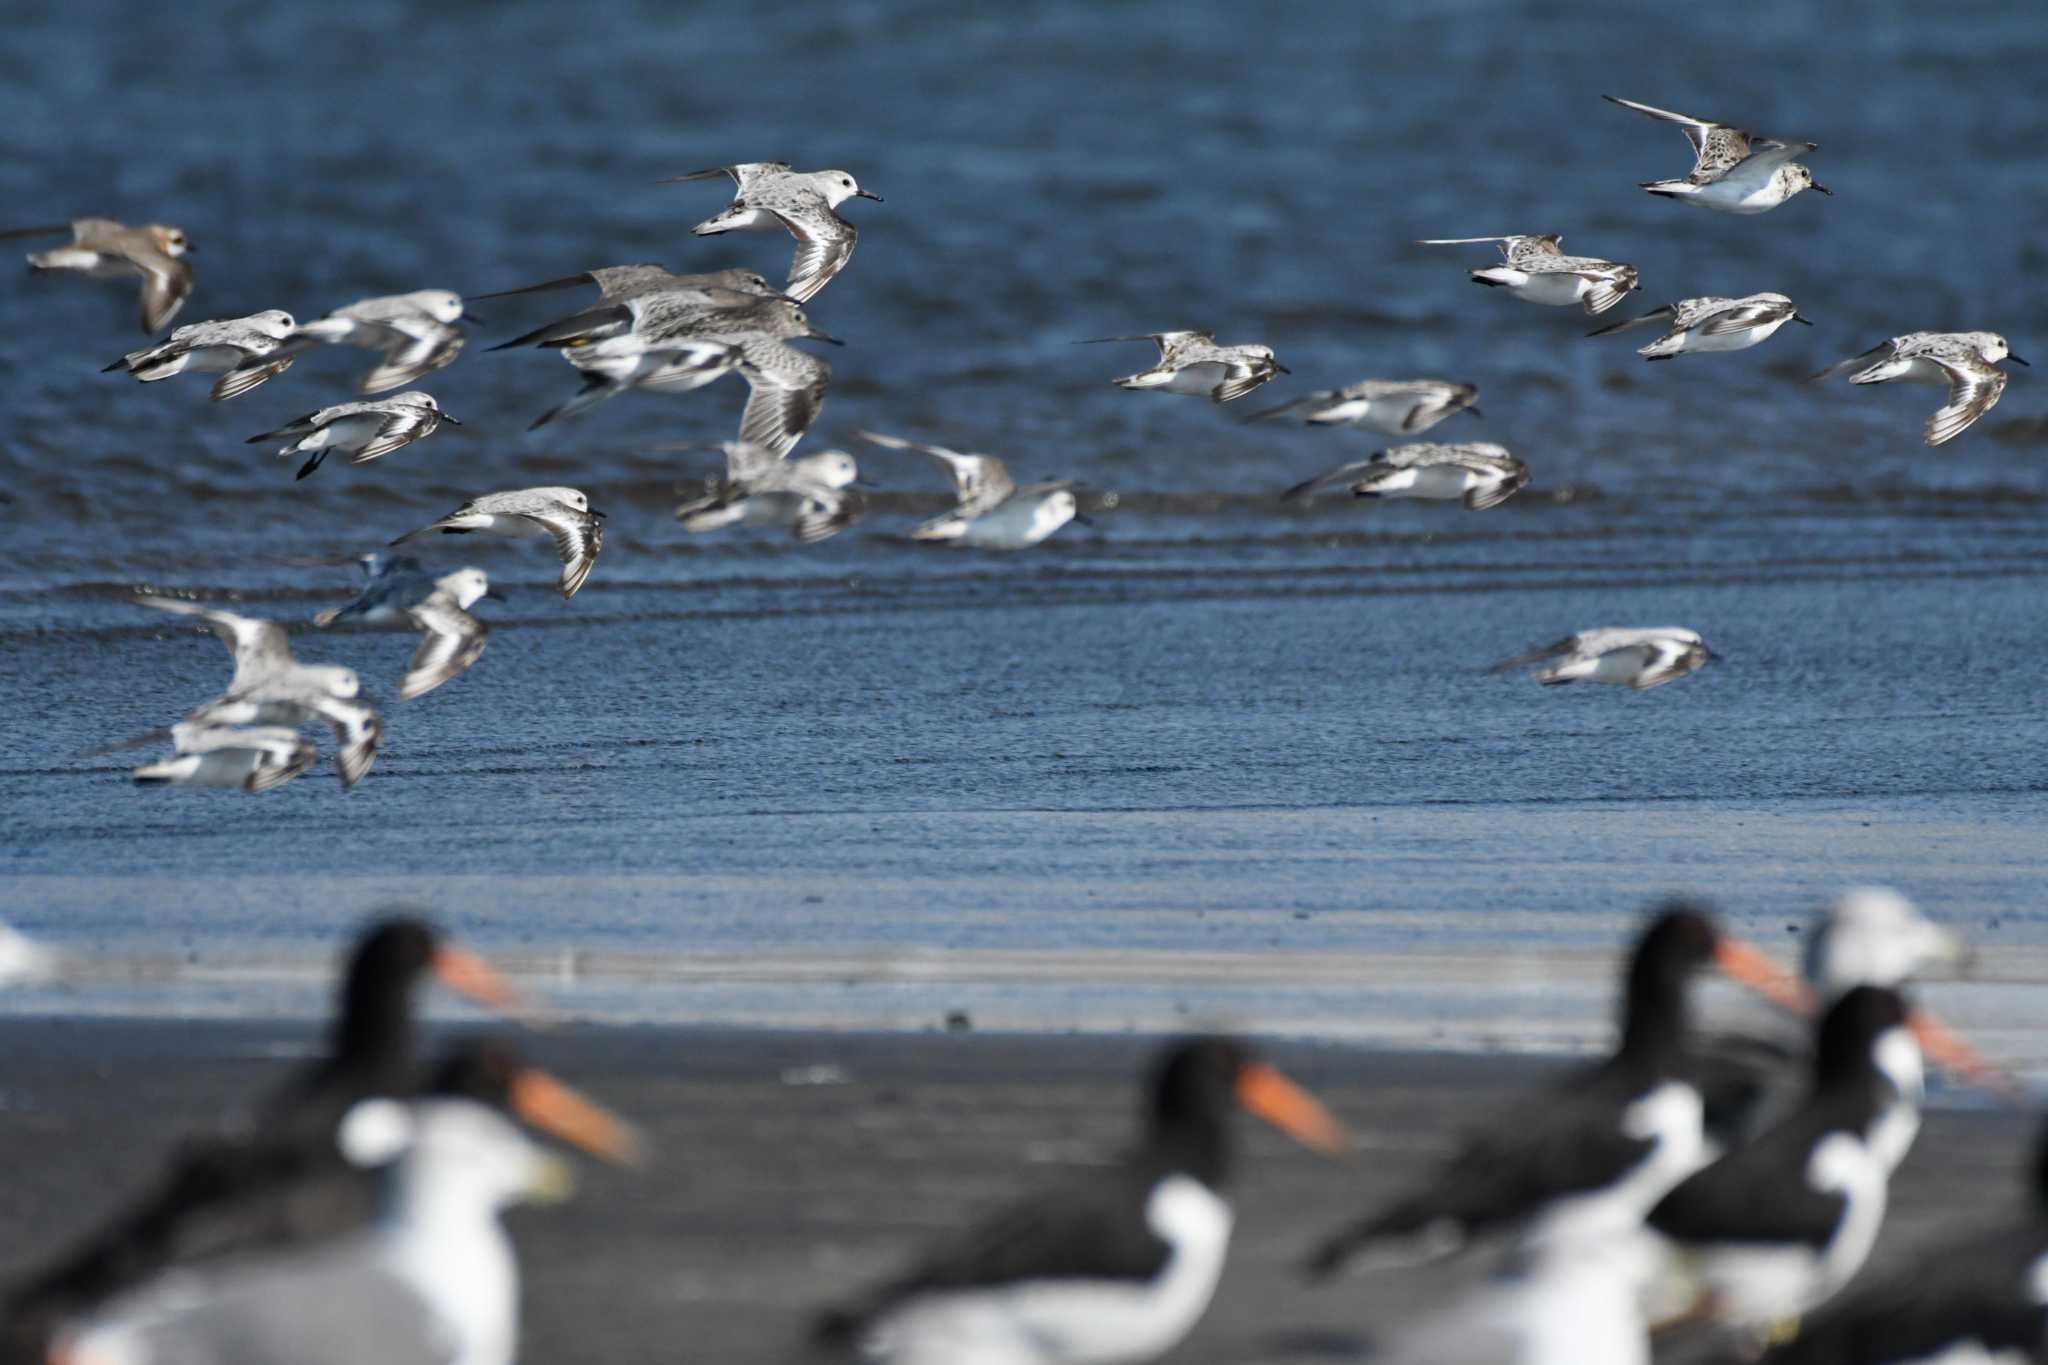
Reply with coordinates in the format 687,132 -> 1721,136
1924,361 -> 2008,447
135,250 -> 194,333
1281,459 -> 1386,503
399,596 -> 488,701
857,431 -> 1016,512
771,203 -> 858,303
525,509 -> 604,599
1603,95 -> 1754,179
735,339 -> 830,458
360,324 -> 464,395
1694,298 -> 1792,336
136,596 -> 294,690
351,406 -> 437,463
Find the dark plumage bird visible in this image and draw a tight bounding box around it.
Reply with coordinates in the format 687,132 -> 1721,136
1306,905 -> 1804,1277
1647,986 -> 1921,1339
817,1036 -> 1346,1365
0,918 -> 522,1351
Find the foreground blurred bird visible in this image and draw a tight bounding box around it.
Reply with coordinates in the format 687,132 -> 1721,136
246,391 -> 459,480
674,441 -> 866,543
1488,627 -> 1720,691
102,310 -> 298,399
1588,293 -> 1810,359
817,1036 -> 1346,1365
1758,1116 -> 2048,1365
312,552 -> 436,628
663,161 -> 882,302
1245,378 -> 1481,435
858,430 -> 1084,549
131,721 -> 318,794
1646,987 -> 1920,1342
1,918 -> 526,1348
1418,235 -> 1639,315
1078,329 -> 1286,403
1604,95 -> 1828,214
260,289 -> 476,395
1283,442 -> 1529,511
1307,906 -> 1803,1277
1811,331 -> 2027,447
1,217 -> 194,332
392,487 -> 605,600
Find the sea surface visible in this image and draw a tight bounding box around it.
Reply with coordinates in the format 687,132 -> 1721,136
2,0 -> 2045,1052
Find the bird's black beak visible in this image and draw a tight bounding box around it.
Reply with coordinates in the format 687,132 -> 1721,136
1272,364 -> 1291,375
591,508 -> 608,519
1792,314 -> 1814,326
1704,649 -> 1726,664
855,189 -> 883,202
2010,353 -> 2030,367
1810,182 -> 1832,196
1464,405 -> 1485,419
440,413 -> 463,426
461,310 -> 486,324
1072,511 -> 1095,527
483,587 -> 508,603
808,326 -> 845,345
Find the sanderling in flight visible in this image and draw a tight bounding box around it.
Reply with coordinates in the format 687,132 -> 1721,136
857,430 -> 1085,550
394,487 -> 605,600
1283,442 -> 1529,511
1489,627 -> 1720,690
1604,95 -> 1829,214
1418,235 -> 1640,315
400,567 -> 501,701
663,162 -> 881,303
131,721 -> 319,794
1078,329 -> 1286,403
480,264 -> 786,350
2,217 -> 194,332
314,551 -> 437,627
1588,292 -> 1810,359
1811,331 -> 2027,446
1245,378 -> 1481,435
102,310 -> 298,399
132,594 -> 381,785
247,391 -> 459,480
264,289 -> 477,395
674,442 -> 865,544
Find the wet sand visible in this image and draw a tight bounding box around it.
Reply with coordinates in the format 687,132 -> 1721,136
0,1019 -> 2032,1364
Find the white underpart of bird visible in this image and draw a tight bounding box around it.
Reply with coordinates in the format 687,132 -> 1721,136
665,161 -> 881,302
131,723 -> 319,793
263,289 -> 474,395
1810,331 -> 2026,447
1417,235 -> 1640,315
1243,378 -> 1481,435
1078,329 -> 1286,402
675,443 -> 865,543
1588,293 -> 1809,359
53,1098 -> 569,1365
245,391 -> 458,480
103,309 -> 298,399
1604,95 -> 1829,214
1488,626 -> 1719,690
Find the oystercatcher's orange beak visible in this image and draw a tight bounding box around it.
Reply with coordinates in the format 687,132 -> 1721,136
1236,1062 -> 1350,1155
1713,938 -> 1813,1015
508,1066 -> 643,1165
431,944 -> 523,1012
1908,1009 -> 2018,1098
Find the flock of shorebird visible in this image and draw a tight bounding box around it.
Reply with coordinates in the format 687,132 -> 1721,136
12,94 -> 2030,791
0,895 -> 2032,1365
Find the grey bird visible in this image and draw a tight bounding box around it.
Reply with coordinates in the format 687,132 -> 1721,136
393,487 -> 605,600
674,442 -> 865,544
398,568 -> 501,701
662,162 -> 881,302
1246,378 -> 1481,435
3,217 -> 195,332
1284,442 -> 1529,511
478,264 -> 785,350
103,310 -> 298,400
262,290 -> 477,395
246,392 -> 459,480
1077,329 -> 1287,402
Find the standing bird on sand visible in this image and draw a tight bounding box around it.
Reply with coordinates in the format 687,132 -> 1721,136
1078,329 -> 1287,403
663,162 -> 881,303
245,391 -> 459,480
2,217 -> 194,332
817,1037 -> 1346,1365
858,430 -> 1085,550
1306,906 -> 1803,1277
1487,627 -> 1720,691
1418,235 -> 1640,316
1245,378 -> 1481,435
103,310 -> 299,400
1589,293 -> 1810,360
393,487 -> 606,600
1603,95 -> 1829,214
1283,442 -> 1529,511
1810,331 -> 2027,447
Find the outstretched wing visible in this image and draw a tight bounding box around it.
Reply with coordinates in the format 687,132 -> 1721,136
1809,340 -> 1897,384
1925,362 -> 2007,447
1282,459 -> 1384,503
350,407 -> 436,464
135,596 -> 294,690
772,204 -> 857,303
399,599 -> 488,701
1487,634 -> 1584,674
526,511 -> 604,599
857,430 -> 1016,512
1603,95 -> 1753,179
